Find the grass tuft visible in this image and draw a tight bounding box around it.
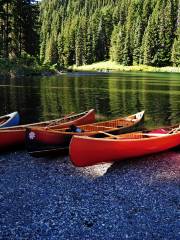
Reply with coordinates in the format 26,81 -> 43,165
70,61 -> 180,73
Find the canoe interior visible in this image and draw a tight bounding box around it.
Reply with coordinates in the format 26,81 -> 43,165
49,117 -> 142,134
0,117 -> 9,125
87,126 -> 179,140
99,132 -> 163,140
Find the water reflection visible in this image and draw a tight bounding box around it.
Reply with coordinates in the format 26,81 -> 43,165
0,72 -> 180,127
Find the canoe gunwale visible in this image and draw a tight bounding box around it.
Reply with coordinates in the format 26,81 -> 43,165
71,131 -> 180,143
0,109 -> 95,132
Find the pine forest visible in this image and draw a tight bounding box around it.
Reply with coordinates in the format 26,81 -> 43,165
0,0 -> 180,70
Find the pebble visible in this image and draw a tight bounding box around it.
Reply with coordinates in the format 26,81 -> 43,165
0,150 -> 179,239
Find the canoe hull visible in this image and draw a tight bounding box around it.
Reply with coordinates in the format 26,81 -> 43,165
70,133 -> 180,167
0,109 -> 95,150
26,128 -> 71,156
0,130 -> 25,149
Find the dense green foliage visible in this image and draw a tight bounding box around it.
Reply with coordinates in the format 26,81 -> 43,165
40,0 -> 180,67
0,54 -> 56,77
0,0 -> 179,73
0,0 -> 39,59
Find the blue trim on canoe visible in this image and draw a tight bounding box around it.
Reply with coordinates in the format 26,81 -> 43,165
0,112 -> 20,128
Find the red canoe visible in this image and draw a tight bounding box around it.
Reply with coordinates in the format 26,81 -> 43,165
26,111 -> 145,157
69,125 -> 180,167
0,109 -> 95,150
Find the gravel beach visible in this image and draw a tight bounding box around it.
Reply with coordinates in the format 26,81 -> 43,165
0,150 -> 179,240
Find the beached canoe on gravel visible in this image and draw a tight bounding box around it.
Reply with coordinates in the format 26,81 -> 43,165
69,125 -> 180,167
26,110 -> 145,157
0,112 -> 20,128
0,109 -> 95,150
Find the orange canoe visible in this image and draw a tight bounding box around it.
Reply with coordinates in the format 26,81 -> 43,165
0,109 -> 95,150
26,111 -> 145,157
70,125 -> 180,167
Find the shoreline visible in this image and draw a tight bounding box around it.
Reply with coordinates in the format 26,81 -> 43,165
1,61 -> 180,79
70,61 -> 180,73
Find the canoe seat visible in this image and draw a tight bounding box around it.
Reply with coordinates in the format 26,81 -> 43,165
82,125 -> 113,132
95,119 -> 131,128
105,132 -> 143,139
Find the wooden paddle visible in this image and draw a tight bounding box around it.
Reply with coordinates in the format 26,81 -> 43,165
143,133 -> 168,137
98,131 -> 121,139
168,124 -> 180,134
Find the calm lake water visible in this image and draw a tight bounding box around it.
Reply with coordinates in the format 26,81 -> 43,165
0,72 -> 180,128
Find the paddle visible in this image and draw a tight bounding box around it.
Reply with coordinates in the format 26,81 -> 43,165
45,112 -> 75,129
143,133 -> 168,137
169,125 -> 180,134
98,131 -> 121,139
100,131 -> 169,139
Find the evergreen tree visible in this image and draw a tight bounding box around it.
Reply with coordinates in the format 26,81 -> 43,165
142,0 -> 177,66
22,0 -> 40,56
133,16 -> 143,65
171,0 -> 180,66
0,0 -> 39,59
1,0 -> 12,58
142,1 -> 161,66
0,0 -> 5,57
110,24 -> 125,63
57,32 -> 65,68
44,36 -> 58,64
123,32 -> 133,65
38,0 -> 179,67
85,21 -> 93,64
75,24 -> 84,66
171,31 -> 180,67
96,16 -> 106,61
110,25 -> 119,62
122,0 -> 134,66
154,0 -> 175,66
